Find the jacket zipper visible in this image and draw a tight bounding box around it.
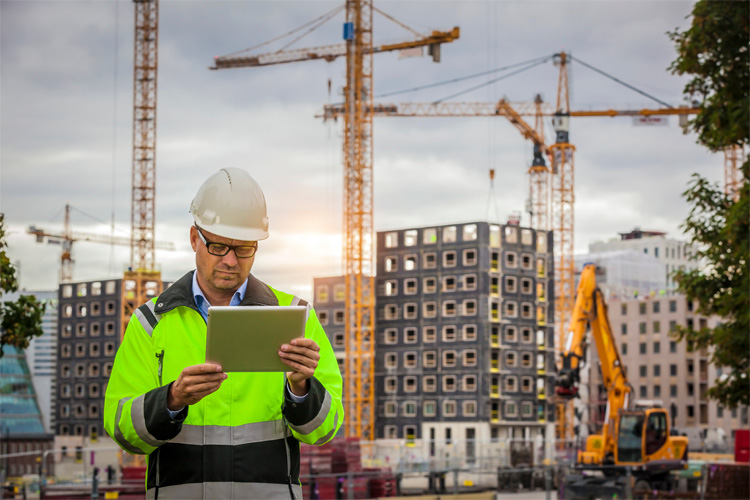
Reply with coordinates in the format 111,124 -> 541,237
281,373 -> 296,499
156,349 -> 164,386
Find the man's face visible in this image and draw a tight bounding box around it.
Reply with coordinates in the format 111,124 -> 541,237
190,226 -> 256,294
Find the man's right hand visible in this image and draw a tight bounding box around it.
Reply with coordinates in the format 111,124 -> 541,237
168,364 -> 227,410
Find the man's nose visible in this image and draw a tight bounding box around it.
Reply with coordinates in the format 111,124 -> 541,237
221,249 -> 239,266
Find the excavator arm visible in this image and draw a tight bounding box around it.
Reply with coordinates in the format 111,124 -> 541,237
556,264 -> 632,457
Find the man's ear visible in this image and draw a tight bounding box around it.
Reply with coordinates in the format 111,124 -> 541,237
189,226 -> 198,252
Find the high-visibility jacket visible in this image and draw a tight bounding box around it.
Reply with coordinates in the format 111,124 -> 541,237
104,271 -> 343,499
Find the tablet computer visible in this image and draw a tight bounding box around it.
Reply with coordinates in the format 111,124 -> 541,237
205,305 -> 307,372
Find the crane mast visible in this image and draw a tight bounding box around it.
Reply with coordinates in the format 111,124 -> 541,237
123,0 -> 163,342
342,0 -> 376,440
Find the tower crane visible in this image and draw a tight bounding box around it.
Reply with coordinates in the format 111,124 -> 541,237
123,0 -> 163,340
27,204 -> 175,284
210,1 -> 459,440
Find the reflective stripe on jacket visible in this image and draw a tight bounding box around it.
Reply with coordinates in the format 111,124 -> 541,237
103,271 -> 344,499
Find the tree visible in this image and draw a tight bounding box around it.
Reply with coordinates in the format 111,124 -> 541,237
0,213 -> 46,358
668,1 -> 749,409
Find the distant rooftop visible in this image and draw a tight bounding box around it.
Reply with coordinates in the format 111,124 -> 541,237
618,228 -> 667,240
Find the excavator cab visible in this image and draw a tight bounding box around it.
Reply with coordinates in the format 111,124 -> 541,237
616,408 -> 688,468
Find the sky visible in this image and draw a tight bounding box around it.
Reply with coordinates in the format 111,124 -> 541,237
0,0 -> 720,299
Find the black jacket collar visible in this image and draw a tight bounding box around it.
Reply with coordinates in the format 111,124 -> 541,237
153,271 -> 279,315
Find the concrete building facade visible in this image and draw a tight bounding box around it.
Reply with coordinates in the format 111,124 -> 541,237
371,221 -> 556,448
55,279 -> 122,440
25,291 -> 58,434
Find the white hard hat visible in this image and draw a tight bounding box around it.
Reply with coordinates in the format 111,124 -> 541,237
189,168 -> 269,241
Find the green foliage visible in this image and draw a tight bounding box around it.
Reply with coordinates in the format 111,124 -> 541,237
672,172 -> 749,408
668,1 -> 749,151
0,214 -> 46,358
668,1 -> 750,409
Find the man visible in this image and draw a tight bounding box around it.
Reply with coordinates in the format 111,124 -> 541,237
104,168 -> 343,499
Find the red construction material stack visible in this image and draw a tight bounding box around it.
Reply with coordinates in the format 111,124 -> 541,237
364,468 -> 397,498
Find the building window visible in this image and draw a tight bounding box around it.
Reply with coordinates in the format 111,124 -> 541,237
443,251 -> 457,267
333,333 -> 344,348
423,326 -> 437,343
423,351 -> 437,368
404,377 -> 417,394
384,401 -> 397,417
404,278 -> 417,295
505,251 -> 517,268
423,401 -> 437,417
443,375 -> 457,392
505,276 -> 517,293
89,343 -> 100,357
621,323 -> 628,335
463,375 -> 477,392
653,321 -> 661,333
442,325 -> 457,342
316,285 -> 329,303
504,301 -> 517,317
639,303 -> 647,315
521,302 -> 533,319
443,400 -> 457,417
505,401 -> 517,417
75,344 -> 86,357
521,352 -> 532,368
463,350 -> 477,367
89,404 -> 99,418
521,377 -> 533,393
463,249 -> 477,266
404,229 -> 417,246
504,226 -> 518,243
91,302 -> 101,316
622,343 -> 628,355
333,284 -> 345,302
621,304 -> 628,315
384,232 -> 398,248
670,385 -> 677,397
384,257 -> 397,272
383,280 -> 398,297
61,384 -> 71,398
384,426 -> 397,439
640,386 -> 647,398
384,328 -> 398,344
443,351 -> 457,368
62,285 -> 73,298
423,277 -> 437,293
318,311 -> 329,325
90,322 -> 101,337
76,323 -> 86,337
520,328 -> 532,343
505,326 -> 517,343
404,303 -> 418,320
670,341 -> 677,353
61,405 -> 70,418
505,351 -> 516,368
404,353 -> 418,369
442,300 -> 457,317
536,257 -> 546,277
443,226 -> 457,243
62,325 -> 72,338
640,343 -> 647,354
105,322 -> 115,335
104,342 -> 115,356
385,353 -> 397,369
423,228 -> 437,245
384,304 -> 399,320
521,278 -> 533,294
520,254 -> 533,270
653,342 -> 661,354
462,224 -> 478,241
462,299 -> 477,316
423,301 -> 437,318
423,252 -> 437,269
639,322 -> 647,334
462,324 -> 477,341
63,305 -> 73,318
442,276 -> 457,292
536,231 -> 547,253
76,284 -> 88,297
639,365 -> 647,377
75,384 -> 85,397
104,362 -> 113,376
404,327 -> 418,344
490,225 -> 501,247
384,376 -> 397,394
402,401 -> 417,417
404,255 -> 417,271
463,401 -> 477,417
105,301 -> 116,315
423,376 -> 437,392
461,274 -> 477,291
653,301 -> 661,313
669,300 -> 677,312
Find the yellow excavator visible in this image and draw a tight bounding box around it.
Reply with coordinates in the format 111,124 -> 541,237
556,264 -> 689,498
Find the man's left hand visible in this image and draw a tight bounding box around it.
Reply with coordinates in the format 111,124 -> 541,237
279,338 -> 320,396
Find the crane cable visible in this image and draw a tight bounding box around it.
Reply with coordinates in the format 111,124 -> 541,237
375,53 -> 556,99
221,4 -> 345,58
568,55 -> 673,109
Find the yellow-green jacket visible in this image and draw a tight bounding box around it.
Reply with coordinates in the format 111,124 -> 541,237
103,271 -> 343,499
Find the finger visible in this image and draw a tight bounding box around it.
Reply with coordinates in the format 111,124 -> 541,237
278,350 -> 319,367
184,372 -> 228,384
280,344 -> 321,361
289,338 -> 320,351
182,363 -> 224,375
281,357 -> 315,376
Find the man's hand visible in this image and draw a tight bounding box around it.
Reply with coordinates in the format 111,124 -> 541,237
168,364 -> 227,410
279,338 -> 320,397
